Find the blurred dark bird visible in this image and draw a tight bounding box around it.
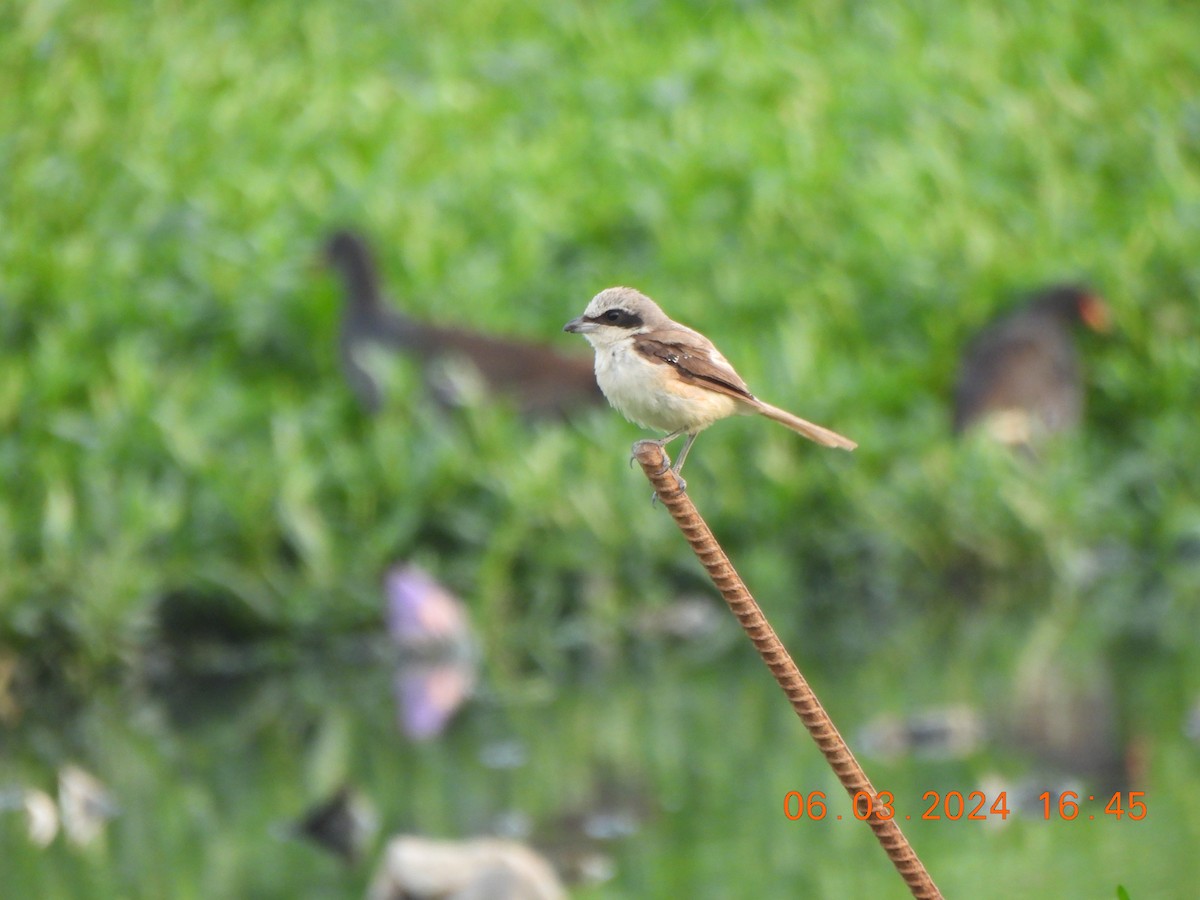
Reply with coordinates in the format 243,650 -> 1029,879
295,785 -> 379,865
323,230 -> 603,415
952,284 -> 1109,445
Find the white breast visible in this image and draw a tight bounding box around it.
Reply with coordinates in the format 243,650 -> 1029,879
592,341 -> 740,434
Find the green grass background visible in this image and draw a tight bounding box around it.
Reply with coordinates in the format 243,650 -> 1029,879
2,0 -> 1199,896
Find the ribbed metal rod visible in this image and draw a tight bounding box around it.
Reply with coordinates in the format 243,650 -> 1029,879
633,441 -> 942,900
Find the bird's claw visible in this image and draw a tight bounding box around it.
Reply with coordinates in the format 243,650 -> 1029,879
630,439 -> 674,476
649,473 -> 686,505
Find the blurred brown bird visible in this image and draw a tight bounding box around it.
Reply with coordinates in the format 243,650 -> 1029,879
323,230 -> 603,415
952,283 -> 1109,445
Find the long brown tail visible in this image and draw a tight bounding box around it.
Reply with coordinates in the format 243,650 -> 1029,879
753,400 -> 857,450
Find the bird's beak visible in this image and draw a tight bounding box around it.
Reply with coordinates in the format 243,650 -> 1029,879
563,316 -> 594,334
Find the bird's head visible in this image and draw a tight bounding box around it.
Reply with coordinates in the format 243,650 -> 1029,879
563,286 -> 666,348
322,229 -> 370,270
320,229 -> 385,314
1036,283 -> 1111,333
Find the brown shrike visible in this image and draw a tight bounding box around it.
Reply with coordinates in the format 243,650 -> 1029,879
564,286 -> 855,486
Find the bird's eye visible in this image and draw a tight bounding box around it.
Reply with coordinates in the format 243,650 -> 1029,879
589,307 -> 642,328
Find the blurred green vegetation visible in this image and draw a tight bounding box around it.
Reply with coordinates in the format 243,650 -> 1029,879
3,0 -> 1195,669
2,0 -> 1199,896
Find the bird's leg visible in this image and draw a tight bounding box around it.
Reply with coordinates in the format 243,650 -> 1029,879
651,433 -> 694,499
669,433 -> 699,484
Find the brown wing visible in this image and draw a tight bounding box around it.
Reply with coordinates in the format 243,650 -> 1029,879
633,337 -> 756,402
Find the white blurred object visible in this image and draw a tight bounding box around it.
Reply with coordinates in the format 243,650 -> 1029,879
367,835 -> 566,900
0,787 -> 59,847
856,705 -> 985,760
24,789 -> 60,846
634,595 -> 724,642
58,764 -> 118,847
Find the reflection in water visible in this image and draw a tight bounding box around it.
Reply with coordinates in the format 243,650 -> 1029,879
533,769 -> 650,887
0,786 -> 59,847
0,653 -> 19,724
384,565 -> 478,741
2,588 -> 1193,897
856,639 -> 1136,806
384,566 -> 473,651
58,764 -> 119,847
294,784 -> 379,865
1009,644 -> 1131,793
393,662 -> 475,742
856,706 -> 986,761
366,835 -> 566,900
633,595 -> 725,643
1187,697 -> 1200,746
0,766 -> 118,849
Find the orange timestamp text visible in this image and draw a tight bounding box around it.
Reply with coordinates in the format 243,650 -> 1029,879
783,790 -> 1148,822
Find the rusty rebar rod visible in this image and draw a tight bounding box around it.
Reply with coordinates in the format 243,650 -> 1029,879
632,440 -> 942,900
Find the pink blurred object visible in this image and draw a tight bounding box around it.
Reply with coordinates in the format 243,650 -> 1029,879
384,565 -> 472,650
394,663 -> 476,742
383,565 -> 477,741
